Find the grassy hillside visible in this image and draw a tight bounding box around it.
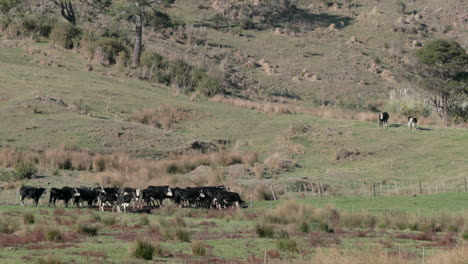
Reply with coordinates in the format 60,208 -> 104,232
0,44 -> 467,191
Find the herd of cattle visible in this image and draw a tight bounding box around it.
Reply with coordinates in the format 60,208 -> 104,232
19,185 -> 245,213
378,112 -> 418,130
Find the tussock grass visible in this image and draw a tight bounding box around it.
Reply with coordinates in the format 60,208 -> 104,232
44,228 -> 63,242
0,147 -> 257,187
22,212 -> 35,225
131,239 -> 156,260
276,238 -> 299,253
127,105 -> 194,130
76,223 -> 99,236
255,223 -> 275,238
191,240 -> 208,256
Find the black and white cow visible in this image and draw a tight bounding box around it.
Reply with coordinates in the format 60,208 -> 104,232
179,187 -> 205,208
116,193 -> 135,213
119,187 -> 141,209
408,116 -> 418,130
49,187 -> 80,207
20,186 -> 47,207
97,192 -> 119,212
142,186 -> 173,207
213,191 -> 244,210
378,112 -> 389,127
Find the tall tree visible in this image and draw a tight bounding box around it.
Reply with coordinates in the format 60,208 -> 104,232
404,39 -> 468,122
51,0 -> 77,25
114,0 -> 174,68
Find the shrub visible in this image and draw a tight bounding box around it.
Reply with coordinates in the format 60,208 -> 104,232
191,240 -> 208,256
147,10 -> 173,31
175,228 -> 191,242
276,238 -> 299,253
298,222 -> 309,233
22,212 -> 35,224
255,223 -> 275,238
77,223 -> 99,236
44,228 -> 63,242
131,239 -> 155,260
14,162 -> 37,179
96,37 -> 129,64
50,22 -> 80,49
318,222 -> 334,233
240,18 -> 256,30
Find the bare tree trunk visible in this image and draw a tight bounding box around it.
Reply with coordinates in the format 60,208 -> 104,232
52,1 -> 76,26
131,9 -> 143,68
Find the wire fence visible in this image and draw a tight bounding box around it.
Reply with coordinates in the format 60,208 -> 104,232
0,177 -> 466,206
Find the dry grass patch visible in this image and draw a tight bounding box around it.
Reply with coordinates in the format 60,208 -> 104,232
127,105 -> 195,130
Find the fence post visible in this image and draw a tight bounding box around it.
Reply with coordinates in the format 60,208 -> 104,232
394,182 -> 399,196
362,182 -> 367,196
419,181 -> 422,195
379,181 -> 383,196
435,180 -> 438,194
270,186 -> 277,201
318,182 -> 323,197
387,183 -> 390,196
7,191 -> 10,205
373,183 -> 376,197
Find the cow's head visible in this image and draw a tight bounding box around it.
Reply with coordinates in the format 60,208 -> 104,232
199,190 -> 205,198
39,188 -> 47,194
166,187 -> 173,197
73,188 -> 81,197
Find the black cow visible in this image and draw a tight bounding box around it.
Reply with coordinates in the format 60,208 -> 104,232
143,186 -> 173,207
20,186 -> 46,207
408,116 -> 417,130
74,187 -> 105,207
179,187 -> 205,208
378,112 -> 389,127
49,187 -> 80,207
213,191 -> 244,210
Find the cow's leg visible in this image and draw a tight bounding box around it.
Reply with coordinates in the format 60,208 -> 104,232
20,196 -> 25,207
34,198 -> 39,207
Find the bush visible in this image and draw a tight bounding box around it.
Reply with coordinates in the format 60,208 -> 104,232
131,239 -> 155,260
255,223 -> 275,238
276,238 -> 299,253
50,22 -> 80,49
462,230 -> 468,241
191,240 -> 208,256
97,37 -> 129,64
240,18 -> 256,30
22,212 -> 35,224
0,0 -> 20,13
175,228 -> 191,242
14,162 -> 37,179
44,228 -> 63,241
139,215 -> 150,226
147,10 -> 173,31
77,223 -> 99,236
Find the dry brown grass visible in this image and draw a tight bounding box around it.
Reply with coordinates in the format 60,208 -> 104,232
127,105 -> 194,130
0,147 -> 257,187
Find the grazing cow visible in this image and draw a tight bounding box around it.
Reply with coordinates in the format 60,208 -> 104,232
213,191 -> 244,210
119,187 -> 141,208
74,187 -> 105,207
378,112 -> 390,127
408,116 -> 418,130
143,186 -> 173,207
20,186 -> 46,207
116,193 -> 135,213
49,187 -> 80,207
179,187 -> 205,208
97,192 -> 119,212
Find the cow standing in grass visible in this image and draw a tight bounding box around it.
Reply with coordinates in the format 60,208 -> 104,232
408,116 -> 418,130
378,112 -> 389,127
20,186 -> 46,207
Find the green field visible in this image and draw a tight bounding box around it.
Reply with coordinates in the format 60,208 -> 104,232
0,192 -> 467,264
